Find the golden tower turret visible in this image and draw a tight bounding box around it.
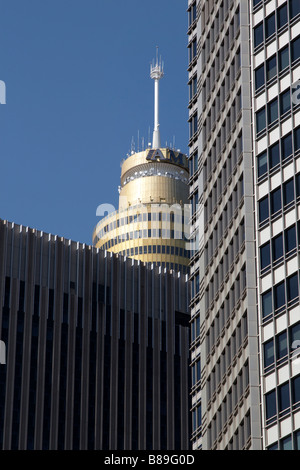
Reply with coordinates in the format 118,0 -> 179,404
93,53 -> 190,273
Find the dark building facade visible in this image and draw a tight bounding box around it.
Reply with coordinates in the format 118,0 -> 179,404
0,219 -> 191,450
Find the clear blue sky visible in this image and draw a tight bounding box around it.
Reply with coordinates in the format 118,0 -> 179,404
0,0 -> 189,245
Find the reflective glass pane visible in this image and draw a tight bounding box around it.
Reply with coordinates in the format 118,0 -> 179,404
283,179 -> 294,205
269,142 -> 280,168
274,282 -> 285,310
281,133 -> 293,159
260,242 -> 271,269
254,23 -> 263,47
289,0 -> 300,19
272,234 -> 283,261
255,64 -> 265,90
291,37 -> 300,62
262,290 -> 272,318
285,225 -> 296,253
268,98 -> 278,124
266,390 -> 277,419
258,151 -> 268,177
287,273 -> 298,301
259,196 -> 269,222
276,331 -> 288,359
256,108 -> 266,133
278,383 -> 290,412
281,436 -> 292,450
278,4 -> 288,28
266,14 -> 275,38
279,46 -> 289,71
280,90 -> 291,115
266,56 -> 277,81
292,376 -> 300,404
270,188 -> 281,214
264,340 -> 274,368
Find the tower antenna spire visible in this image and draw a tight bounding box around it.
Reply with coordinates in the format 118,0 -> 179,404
150,47 -> 164,149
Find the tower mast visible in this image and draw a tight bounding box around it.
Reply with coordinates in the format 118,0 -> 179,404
150,47 -> 164,149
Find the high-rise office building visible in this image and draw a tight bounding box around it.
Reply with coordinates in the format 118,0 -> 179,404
0,219 -> 191,450
93,54 -> 190,274
188,0 -> 300,450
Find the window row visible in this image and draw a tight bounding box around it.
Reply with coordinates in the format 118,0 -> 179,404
209,411 -> 251,450
263,321 -> 300,372
191,314 -> 200,343
189,150 -> 198,178
192,402 -> 202,434
205,236 -> 246,311
205,195 -> 245,272
191,358 -> 201,388
267,429 -> 300,450
254,0 -> 300,49
204,132 -> 243,194
188,1 -> 197,30
261,271 -> 300,321
188,37 -> 197,66
206,309 -> 248,361
265,374 -> 300,423
256,83 -> 299,135
202,4 -> 240,73
207,363 -> 250,447
101,243 -> 189,258
188,74 -> 197,104
257,126 -> 300,179
189,112 -> 198,141
203,87 -> 241,146
254,37 -> 300,92
202,51 -> 241,115
201,0 -> 233,34
205,175 -> 244,240
258,172 -> 300,225
260,221 -> 300,274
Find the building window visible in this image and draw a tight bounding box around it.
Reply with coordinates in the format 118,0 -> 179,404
287,273 -> 299,302
280,89 -> 291,115
269,142 -> 280,170
279,46 -> 289,72
278,382 -> 290,414
276,331 -> 288,362
265,13 -> 275,39
262,290 -> 273,318
265,390 -> 277,421
274,281 -> 285,311
257,150 -> 267,177
254,22 -> 263,47
266,55 -> 277,82
281,436 -> 293,450
256,108 -> 266,133
272,234 -> 283,264
283,179 -> 294,206
289,0 -> 300,19
264,339 -> 275,369
255,64 -> 265,90
278,4 -> 288,29
285,225 -> 296,254
260,242 -> 271,270
270,187 -> 281,215
291,36 -> 300,62
267,98 -> 278,125
281,133 -> 292,160
259,196 -> 269,223
292,375 -> 300,405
